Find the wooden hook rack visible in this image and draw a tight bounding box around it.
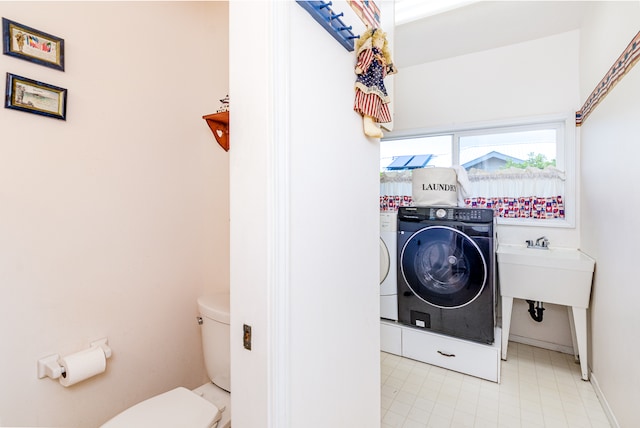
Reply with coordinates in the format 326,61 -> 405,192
296,1 -> 359,51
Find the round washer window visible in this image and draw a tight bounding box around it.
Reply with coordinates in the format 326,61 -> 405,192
400,226 -> 487,308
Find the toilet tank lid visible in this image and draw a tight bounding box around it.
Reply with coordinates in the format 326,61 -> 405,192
100,387 -> 220,428
198,293 -> 230,324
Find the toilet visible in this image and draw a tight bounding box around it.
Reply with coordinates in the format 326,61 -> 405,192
101,293 -> 231,428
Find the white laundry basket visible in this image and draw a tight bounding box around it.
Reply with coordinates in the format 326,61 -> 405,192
411,167 -> 458,207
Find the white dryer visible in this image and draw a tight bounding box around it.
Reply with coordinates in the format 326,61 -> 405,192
380,212 -> 398,321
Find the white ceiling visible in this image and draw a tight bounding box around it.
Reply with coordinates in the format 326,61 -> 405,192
395,0 -> 481,25
394,1 -> 590,68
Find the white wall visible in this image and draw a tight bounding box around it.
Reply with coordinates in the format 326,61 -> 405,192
288,2 -> 388,425
578,2 -> 640,426
227,1 -> 270,425
229,1 -> 388,426
393,31 -> 580,132
392,30 -> 582,352
0,2 -> 229,427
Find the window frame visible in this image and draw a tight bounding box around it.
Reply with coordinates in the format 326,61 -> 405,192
382,114 -> 576,228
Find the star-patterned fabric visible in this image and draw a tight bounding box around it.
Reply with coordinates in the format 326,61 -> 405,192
354,47 -> 391,123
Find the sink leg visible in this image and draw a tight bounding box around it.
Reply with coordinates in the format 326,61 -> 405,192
567,306 -> 579,362
572,307 -> 589,381
501,297 -> 513,360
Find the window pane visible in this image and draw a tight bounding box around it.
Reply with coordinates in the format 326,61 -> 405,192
379,123 -> 568,222
459,129 -> 556,171
381,135 -> 452,171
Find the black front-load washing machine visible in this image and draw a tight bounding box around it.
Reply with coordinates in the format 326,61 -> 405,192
397,206 -> 496,344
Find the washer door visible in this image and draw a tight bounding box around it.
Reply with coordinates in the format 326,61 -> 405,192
400,225 -> 487,308
380,237 -> 390,285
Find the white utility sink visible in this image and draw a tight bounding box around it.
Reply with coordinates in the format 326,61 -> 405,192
497,244 -> 595,270
497,244 -> 595,308
497,244 -> 595,380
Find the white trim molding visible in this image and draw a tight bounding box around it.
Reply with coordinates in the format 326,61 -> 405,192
590,372 -> 621,428
268,4 -> 291,428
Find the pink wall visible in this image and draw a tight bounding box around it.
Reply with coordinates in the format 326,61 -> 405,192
0,2 -> 229,426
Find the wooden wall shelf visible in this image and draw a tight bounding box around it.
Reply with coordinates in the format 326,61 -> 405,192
203,111 -> 229,151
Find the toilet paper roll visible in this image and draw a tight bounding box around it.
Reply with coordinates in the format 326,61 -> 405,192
58,346 -> 106,387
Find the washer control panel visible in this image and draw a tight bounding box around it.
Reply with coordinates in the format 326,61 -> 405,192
398,206 -> 494,223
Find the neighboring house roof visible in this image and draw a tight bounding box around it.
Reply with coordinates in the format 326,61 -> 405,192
462,151 -> 524,169
386,154 -> 433,170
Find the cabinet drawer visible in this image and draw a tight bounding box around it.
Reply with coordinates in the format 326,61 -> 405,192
402,327 -> 501,382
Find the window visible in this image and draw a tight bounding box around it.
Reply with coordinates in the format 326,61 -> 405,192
459,128 -> 557,172
380,116 -> 575,227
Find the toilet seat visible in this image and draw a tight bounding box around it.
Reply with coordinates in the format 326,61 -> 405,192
100,387 -> 221,428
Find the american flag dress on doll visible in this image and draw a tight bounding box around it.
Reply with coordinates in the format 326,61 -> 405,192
353,28 -> 397,138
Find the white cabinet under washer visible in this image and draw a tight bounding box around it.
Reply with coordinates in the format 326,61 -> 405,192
402,325 -> 501,383
381,320 -> 501,383
380,320 -> 402,355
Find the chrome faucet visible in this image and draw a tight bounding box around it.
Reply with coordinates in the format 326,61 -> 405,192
526,236 -> 549,249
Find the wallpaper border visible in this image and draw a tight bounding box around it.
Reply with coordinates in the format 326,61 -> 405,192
576,31 -> 640,126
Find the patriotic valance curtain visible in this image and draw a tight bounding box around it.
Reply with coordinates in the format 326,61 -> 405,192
380,167 -> 565,219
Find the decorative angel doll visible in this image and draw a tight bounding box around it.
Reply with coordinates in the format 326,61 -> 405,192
353,28 -> 397,138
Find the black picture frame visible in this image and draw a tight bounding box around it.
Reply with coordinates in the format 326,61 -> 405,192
5,73 -> 67,120
2,18 -> 65,71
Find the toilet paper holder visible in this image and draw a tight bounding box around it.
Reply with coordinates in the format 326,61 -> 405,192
37,338 -> 112,380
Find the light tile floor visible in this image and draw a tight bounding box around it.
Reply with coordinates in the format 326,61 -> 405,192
381,342 -> 611,428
